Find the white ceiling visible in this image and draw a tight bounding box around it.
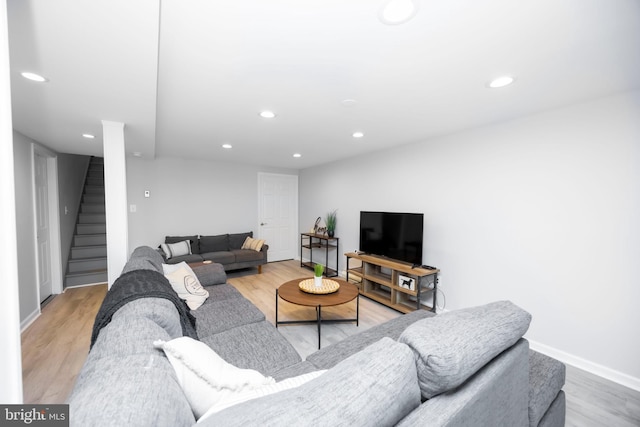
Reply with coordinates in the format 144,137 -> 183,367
8,0 -> 640,169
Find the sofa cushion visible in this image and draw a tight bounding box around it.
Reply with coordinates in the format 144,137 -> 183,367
306,309 -> 434,370
270,360 -> 319,381
230,249 -> 265,263
398,300 -> 532,399
200,321 -> 302,376
162,262 -> 209,310
229,232 -> 252,250
198,337 -> 421,427
154,337 -> 275,419
192,297 -> 265,338
192,262 -> 227,286
164,253 -> 203,265
201,251 -> 235,265
165,235 -> 200,254
200,283 -> 244,303
200,234 -> 229,253
199,370 -> 326,421
161,240 -> 192,260
529,350 -> 566,427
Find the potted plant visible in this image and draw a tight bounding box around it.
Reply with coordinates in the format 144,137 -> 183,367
314,263 -> 324,287
325,209 -> 337,238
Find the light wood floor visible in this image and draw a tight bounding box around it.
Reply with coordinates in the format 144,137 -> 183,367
21,260 -> 640,426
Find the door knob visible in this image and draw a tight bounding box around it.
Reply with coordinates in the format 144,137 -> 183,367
261,222 -> 267,226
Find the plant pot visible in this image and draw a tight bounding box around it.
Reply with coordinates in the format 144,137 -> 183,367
327,230 -> 335,238
314,276 -> 323,287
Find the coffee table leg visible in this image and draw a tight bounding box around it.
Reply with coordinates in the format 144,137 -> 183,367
356,294 -> 359,327
275,289 -> 279,328
317,305 -> 321,350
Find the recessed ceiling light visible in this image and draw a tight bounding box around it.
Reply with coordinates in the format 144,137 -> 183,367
293,153 -> 302,158
259,110 -> 276,119
352,132 -> 365,138
222,143 -> 233,149
21,72 -> 48,82
82,133 -> 95,139
379,0 -> 419,25
132,152 -> 142,157
487,75 -> 516,88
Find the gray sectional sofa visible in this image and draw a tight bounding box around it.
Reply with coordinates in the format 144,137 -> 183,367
68,246 -> 566,426
161,231 -> 268,273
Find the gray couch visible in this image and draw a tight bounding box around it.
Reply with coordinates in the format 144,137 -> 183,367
68,246 -> 566,426
161,231 -> 268,273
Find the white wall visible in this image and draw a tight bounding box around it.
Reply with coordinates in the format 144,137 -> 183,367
299,91 -> 640,389
126,156 -> 297,251
13,131 -> 40,323
1,0 -> 23,401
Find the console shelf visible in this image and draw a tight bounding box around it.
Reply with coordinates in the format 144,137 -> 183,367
345,252 -> 439,313
300,233 -> 339,277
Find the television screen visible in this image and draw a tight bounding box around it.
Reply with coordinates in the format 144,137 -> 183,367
359,211 -> 424,265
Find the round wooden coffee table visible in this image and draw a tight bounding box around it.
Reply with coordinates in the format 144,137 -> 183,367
276,278 -> 359,349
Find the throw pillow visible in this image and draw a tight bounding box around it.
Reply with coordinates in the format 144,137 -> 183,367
241,236 -> 265,252
154,337 -> 275,419
200,234 -> 229,253
160,240 -> 192,259
165,235 -> 200,254
398,300 -> 532,399
198,370 -> 326,422
228,232 -> 252,250
162,262 -> 209,310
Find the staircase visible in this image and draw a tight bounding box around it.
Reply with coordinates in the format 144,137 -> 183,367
65,157 -> 108,287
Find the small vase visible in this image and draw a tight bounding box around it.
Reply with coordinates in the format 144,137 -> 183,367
314,276 -> 323,287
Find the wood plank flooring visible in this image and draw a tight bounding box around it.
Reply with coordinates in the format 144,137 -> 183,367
20,260 -> 640,427
21,283 -> 107,404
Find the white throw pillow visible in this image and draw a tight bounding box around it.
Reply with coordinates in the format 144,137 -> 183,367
197,370 -> 326,422
161,240 -> 192,259
154,337 -> 275,419
162,262 -> 209,310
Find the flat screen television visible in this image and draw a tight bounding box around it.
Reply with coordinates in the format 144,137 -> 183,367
359,211 -> 424,266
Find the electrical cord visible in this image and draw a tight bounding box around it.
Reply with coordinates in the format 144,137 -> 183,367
436,287 -> 446,311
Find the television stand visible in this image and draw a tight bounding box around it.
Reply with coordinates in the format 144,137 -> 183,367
345,252 -> 439,313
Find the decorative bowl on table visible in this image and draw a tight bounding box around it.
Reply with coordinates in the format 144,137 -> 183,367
299,278 -> 340,294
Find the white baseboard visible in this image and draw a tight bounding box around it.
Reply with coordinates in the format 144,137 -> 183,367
528,339 -> 640,393
20,309 -> 40,332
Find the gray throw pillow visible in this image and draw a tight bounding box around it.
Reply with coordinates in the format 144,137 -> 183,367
200,234 -> 229,253
228,232 -> 252,250
398,300 -> 531,399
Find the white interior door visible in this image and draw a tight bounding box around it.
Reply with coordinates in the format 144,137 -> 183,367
34,152 -> 53,302
258,173 -> 298,262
